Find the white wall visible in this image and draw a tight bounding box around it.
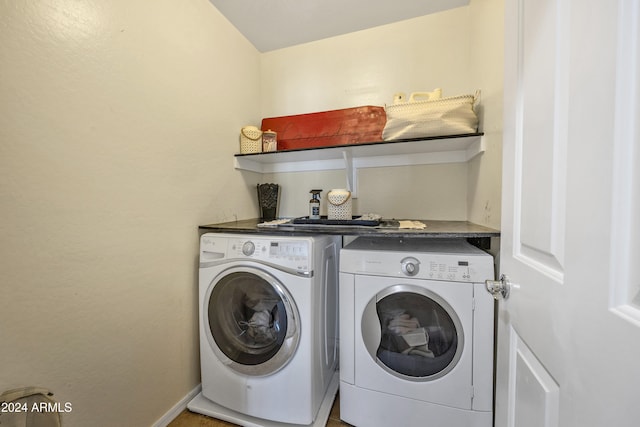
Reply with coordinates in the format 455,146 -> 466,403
0,1 -> 261,426
259,0 -> 503,227
466,0 -> 504,230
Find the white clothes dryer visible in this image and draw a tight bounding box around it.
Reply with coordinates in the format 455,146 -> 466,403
188,233 -> 341,426
339,237 -> 495,427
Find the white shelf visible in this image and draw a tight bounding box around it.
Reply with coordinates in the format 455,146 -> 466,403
234,133 -> 484,196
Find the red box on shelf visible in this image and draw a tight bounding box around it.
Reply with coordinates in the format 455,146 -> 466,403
261,106 -> 386,151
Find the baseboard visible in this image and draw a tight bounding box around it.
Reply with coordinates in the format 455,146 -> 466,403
152,384 -> 202,427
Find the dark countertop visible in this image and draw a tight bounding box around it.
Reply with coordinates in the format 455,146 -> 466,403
199,218 -> 500,238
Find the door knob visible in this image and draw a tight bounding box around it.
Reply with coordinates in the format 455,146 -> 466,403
485,274 -> 512,300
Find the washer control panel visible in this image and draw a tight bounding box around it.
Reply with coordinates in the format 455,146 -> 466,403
241,239 -> 309,273
200,234 -> 313,273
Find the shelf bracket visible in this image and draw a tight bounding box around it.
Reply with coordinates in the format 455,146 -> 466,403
342,150 -> 358,198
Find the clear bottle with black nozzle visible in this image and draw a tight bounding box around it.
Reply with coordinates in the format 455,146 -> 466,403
309,189 -> 322,220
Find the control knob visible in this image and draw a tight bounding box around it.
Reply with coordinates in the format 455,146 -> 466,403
242,241 -> 255,256
401,257 -> 420,276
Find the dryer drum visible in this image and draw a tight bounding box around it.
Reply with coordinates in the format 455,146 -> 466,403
374,291 -> 461,378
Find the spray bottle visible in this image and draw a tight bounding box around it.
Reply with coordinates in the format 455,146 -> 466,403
309,189 -> 322,219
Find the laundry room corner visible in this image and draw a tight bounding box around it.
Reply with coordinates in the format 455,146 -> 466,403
465,0 -> 504,233
0,1 -> 262,426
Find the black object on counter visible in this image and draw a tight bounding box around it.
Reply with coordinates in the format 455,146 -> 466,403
257,183 -> 280,221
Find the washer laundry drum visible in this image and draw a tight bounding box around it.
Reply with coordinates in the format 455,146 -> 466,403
206,268 -> 300,376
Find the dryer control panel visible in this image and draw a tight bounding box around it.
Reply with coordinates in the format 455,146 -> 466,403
340,237 -> 494,282
426,259 -> 475,282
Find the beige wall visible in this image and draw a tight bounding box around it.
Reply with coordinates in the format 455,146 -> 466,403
265,164 -> 470,220
260,1 -> 503,227
0,0 -> 261,426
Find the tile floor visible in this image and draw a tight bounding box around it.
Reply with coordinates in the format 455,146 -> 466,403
167,393 -> 351,427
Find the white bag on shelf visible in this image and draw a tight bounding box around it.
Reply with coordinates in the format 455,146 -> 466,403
382,90 -> 480,141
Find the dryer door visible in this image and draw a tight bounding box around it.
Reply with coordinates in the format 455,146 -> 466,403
362,284 -> 464,381
205,266 -> 300,376
355,275 -> 474,409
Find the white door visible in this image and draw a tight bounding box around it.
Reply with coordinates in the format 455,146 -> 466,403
496,0 -> 640,426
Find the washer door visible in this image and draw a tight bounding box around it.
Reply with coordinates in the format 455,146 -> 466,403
205,266 -> 300,376
362,284 -> 464,381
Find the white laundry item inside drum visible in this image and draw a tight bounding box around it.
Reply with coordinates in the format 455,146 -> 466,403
239,309 -> 277,343
209,272 -> 288,362
238,291 -> 280,344
400,329 -> 435,358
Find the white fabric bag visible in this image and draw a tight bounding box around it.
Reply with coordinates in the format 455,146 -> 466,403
382,90 -> 480,140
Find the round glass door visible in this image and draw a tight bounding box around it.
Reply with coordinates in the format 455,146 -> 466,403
362,284 -> 464,381
206,267 -> 300,376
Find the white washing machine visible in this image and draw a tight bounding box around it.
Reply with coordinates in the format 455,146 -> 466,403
339,237 -> 495,427
188,233 -> 341,426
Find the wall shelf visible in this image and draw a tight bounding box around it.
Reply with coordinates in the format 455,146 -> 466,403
234,132 -> 484,196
